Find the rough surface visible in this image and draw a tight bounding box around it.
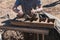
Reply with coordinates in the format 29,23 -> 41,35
43,0 -> 60,19
2,30 -> 24,40
0,0 -> 60,19
0,0 -> 17,19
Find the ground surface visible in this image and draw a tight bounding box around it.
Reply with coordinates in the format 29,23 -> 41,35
43,1 -> 60,19
0,0 -> 60,19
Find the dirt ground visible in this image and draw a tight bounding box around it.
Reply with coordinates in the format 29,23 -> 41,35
43,2 -> 60,19
0,0 -> 60,19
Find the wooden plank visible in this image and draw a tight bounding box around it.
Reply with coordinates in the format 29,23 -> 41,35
0,26 -> 49,35
42,34 -> 44,40
43,12 -> 60,34
37,34 -> 39,40
10,20 -> 54,28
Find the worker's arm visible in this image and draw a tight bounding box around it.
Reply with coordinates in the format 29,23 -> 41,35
12,0 -> 22,13
36,0 -> 43,13
31,0 -> 43,13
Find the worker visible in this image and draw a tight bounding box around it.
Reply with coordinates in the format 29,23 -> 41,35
12,0 -> 43,20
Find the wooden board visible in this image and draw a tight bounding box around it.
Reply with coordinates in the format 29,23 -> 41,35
10,20 -> 55,28
0,25 -> 49,35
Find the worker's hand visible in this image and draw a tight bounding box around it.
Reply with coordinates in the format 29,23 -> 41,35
12,7 -> 20,13
36,7 -> 43,13
31,9 -> 36,14
17,10 -> 24,17
18,10 -> 23,14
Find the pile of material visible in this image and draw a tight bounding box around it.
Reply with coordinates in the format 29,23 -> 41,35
2,30 -> 24,40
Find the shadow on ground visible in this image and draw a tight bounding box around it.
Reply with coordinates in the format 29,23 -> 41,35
43,0 -> 60,8
1,20 -> 11,26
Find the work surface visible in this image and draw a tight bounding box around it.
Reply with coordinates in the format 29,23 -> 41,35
0,19 -> 49,34
0,17 -> 55,34
0,17 -> 55,28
